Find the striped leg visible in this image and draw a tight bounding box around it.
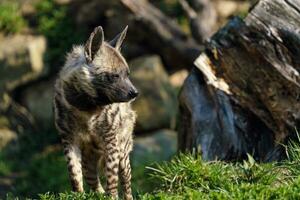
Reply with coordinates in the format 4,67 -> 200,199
120,152 -> 133,200
63,141 -> 84,192
104,134 -> 120,199
82,149 -> 105,193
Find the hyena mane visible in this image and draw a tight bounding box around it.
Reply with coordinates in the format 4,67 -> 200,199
53,26 -> 138,200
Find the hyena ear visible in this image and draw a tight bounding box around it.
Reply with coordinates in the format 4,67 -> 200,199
109,25 -> 128,50
84,26 -> 104,63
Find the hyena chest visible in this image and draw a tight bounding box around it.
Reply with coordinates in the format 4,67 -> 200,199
78,104 -> 135,154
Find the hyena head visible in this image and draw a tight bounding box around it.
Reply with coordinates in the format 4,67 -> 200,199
62,26 -> 138,110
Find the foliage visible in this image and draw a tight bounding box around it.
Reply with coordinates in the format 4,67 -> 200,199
0,2 -> 26,34
34,0 -> 87,72
0,127 -> 157,198
138,137 -> 300,200
4,142 -> 300,199
38,192 -> 109,200
153,0 -> 190,33
154,0 -> 183,18
0,152 -> 11,176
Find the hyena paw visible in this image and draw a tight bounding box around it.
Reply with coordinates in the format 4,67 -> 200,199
95,186 -> 105,194
124,194 -> 133,200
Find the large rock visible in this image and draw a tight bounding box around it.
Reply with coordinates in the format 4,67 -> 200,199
0,34 -> 46,135
130,55 -> 177,132
169,69 -> 188,88
0,34 -> 47,93
132,129 -> 177,167
215,0 -> 250,18
0,128 -> 17,150
20,80 -> 55,131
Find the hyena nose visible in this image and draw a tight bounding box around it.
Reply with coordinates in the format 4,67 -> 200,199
129,89 -> 139,98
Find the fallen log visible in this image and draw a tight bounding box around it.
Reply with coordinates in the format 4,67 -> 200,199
179,0 -> 217,43
120,0 -> 203,71
179,0 -> 300,161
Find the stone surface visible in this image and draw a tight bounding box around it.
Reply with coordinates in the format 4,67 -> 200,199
215,0 -> 250,18
130,55 -> 177,132
169,69 -> 189,88
0,34 -> 47,93
20,80 -> 54,130
131,129 -> 177,167
0,128 -> 17,150
0,34 -> 46,134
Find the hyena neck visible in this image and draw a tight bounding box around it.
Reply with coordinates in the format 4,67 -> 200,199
62,83 -> 96,111
62,84 -> 130,113
62,82 -> 115,112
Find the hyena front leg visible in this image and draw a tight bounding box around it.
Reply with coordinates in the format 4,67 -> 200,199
82,148 -> 105,193
104,133 -> 120,199
120,151 -> 133,200
62,140 -> 84,192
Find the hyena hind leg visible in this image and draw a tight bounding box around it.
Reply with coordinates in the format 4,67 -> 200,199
82,149 -> 105,193
120,153 -> 133,200
63,142 -> 84,192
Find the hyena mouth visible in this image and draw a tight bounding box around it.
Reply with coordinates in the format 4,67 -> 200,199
94,89 -> 113,105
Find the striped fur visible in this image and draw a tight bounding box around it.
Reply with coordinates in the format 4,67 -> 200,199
53,26 -> 137,200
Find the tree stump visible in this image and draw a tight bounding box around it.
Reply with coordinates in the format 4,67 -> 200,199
179,0 -> 300,161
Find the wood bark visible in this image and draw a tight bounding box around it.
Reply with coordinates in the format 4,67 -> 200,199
179,0 -> 300,161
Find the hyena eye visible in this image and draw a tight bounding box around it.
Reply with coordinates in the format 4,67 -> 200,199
106,74 -> 120,82
112,74 -> 120,78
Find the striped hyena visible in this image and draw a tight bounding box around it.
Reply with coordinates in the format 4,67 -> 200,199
53,26 -> 138,200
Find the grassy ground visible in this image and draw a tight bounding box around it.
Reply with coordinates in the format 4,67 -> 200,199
0,129 -> 158,199
2,134 -> 300,199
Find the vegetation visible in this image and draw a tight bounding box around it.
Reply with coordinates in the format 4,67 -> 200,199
2,137 -> 300,199
0,2 -> 26,34
34,0 -> 87,71
0,128 -> 156,199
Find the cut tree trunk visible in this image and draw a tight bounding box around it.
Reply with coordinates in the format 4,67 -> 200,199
179,0 -> 300,161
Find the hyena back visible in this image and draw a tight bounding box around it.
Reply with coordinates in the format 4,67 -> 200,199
53,26 -> 138,200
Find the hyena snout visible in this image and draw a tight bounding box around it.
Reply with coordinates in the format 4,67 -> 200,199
108,78 -> 138,103
128,88 -> 138,98
125,78 -> 139,99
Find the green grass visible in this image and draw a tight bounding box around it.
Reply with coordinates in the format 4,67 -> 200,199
0,130 -> 300,200
1,130 -> 300,199
5,149 -> 300,200
3,147 -> 300,200
141,154 -> 298,200
0,127 -> 157,199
